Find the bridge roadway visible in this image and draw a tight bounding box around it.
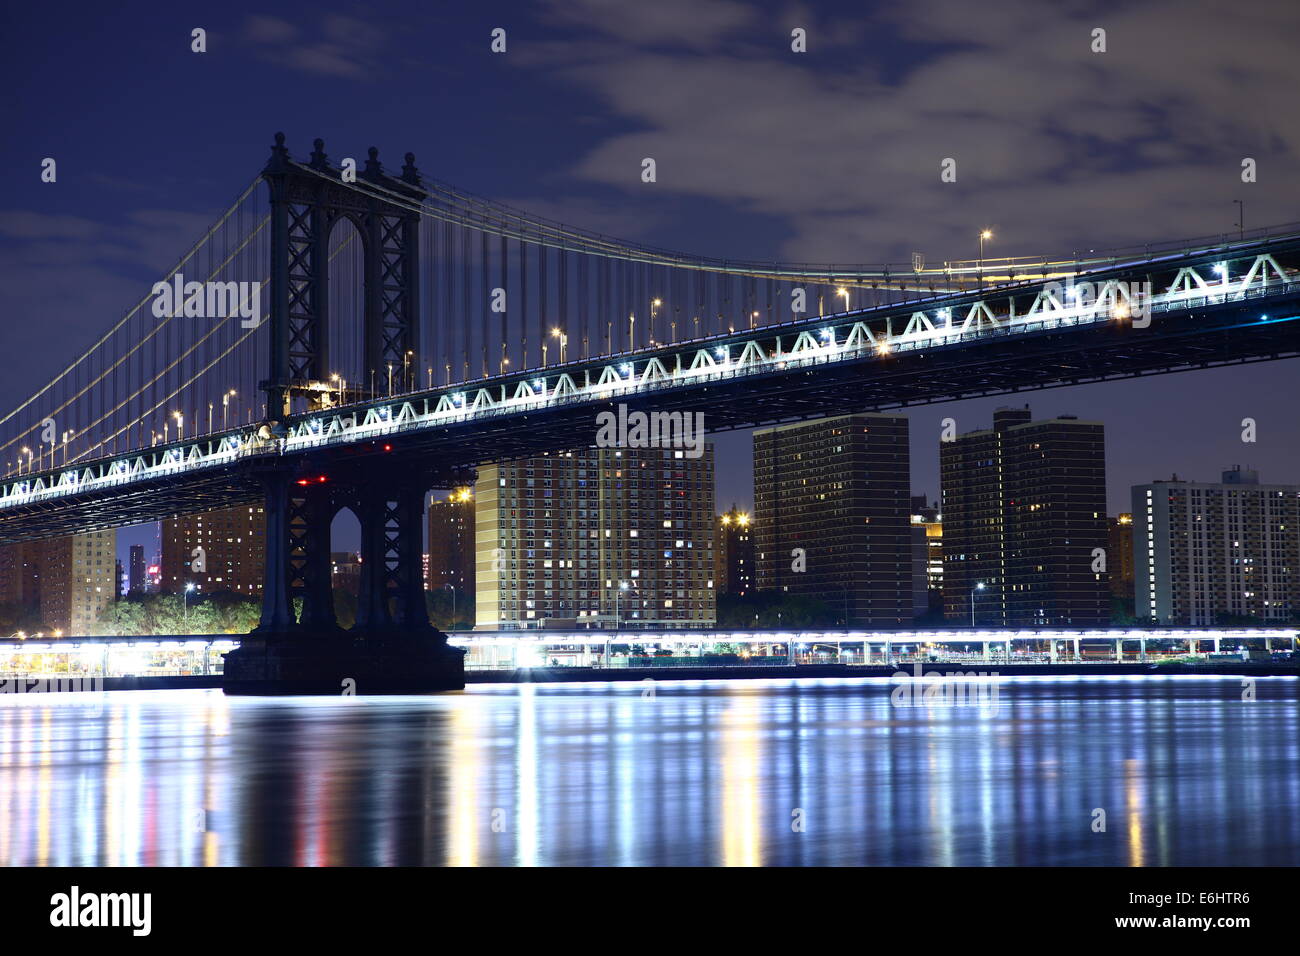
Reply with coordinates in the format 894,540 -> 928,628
2,234 -> 1299,542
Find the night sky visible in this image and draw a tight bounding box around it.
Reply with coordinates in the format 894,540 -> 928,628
2,0 -> 1297,563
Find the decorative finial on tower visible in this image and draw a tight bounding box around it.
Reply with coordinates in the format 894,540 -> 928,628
401,151 -> 422,187
266,131 -> 290,172
364,146 -> 383,179
309,138 -> 329,169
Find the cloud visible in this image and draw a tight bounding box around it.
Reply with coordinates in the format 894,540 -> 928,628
523,0 -> 1299,263
543,0 -> 757,50
242,13 -> 386,79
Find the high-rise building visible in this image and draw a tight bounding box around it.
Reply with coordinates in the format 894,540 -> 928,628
715,506 -> 755,596
331,551 -> 362,597
161,505 -> 265,595
475,446 -> 715,629
1133,468 -> 1300,624
941,405 -> 1108,626
754,414 -> 913,626
428,487 -> 476,593
1108,513 -> 1135,601
128,544 -> 146,595
34,530 -> 117,635
0,542 -> 40,612
910,496 -> 943,619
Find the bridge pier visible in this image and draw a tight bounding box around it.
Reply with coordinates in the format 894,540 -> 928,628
223,464 -> 463,695
256,465 -> 297,633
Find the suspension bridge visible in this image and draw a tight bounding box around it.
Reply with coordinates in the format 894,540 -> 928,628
1,133 -> 1297,690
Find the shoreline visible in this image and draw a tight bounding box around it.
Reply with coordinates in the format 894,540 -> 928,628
0,659 -> 1296,694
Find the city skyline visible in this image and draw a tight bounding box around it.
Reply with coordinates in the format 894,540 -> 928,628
1,0 -> 1298,886
3,2 -> 1298,573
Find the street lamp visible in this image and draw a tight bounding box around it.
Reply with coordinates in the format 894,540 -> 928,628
606,581 -> 630,667
184,581 -> 196,630
978,230 -> 993,288
443,582 -> 457,631
650,299 -> 661,343
837,287 -> 849,312
971,581 -> 985,627
173,410 -> 183,440
615,580 -> 629,630
223,389 -> 236,429
551,327 -> 568,363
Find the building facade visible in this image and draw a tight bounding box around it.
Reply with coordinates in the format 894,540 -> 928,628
1133,468 -> 1300,624
1108,513 -> 1135,601
428,487 -> 476,594
128,544 -> 146,595
754,414 -> 913,626
34,531 -> 117,636
715,506 -> 755,596
161,504 -> 266,595
475,446 -> 715,629
941,405 -> 1108,626
0,543 -> 38,610
331,551 -> 362,597
910,497 -> 943,620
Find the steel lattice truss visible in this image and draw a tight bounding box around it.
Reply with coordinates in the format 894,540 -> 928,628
2,238 -> 1298,543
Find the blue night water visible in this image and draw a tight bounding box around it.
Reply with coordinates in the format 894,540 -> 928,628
1,676 -> 1297,866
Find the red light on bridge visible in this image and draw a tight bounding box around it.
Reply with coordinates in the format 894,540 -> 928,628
383,444 -> 392,452
296,478 -> 310,486
318,475 -> 327,483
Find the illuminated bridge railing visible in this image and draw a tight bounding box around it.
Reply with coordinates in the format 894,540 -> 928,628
2,254 -> 1298,513
276,260 -> 1298,452
0,628 -> 1293,682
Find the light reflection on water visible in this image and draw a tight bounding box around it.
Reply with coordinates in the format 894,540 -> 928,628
0,676 -> 1297,866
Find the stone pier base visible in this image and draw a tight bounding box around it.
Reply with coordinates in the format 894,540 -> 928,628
222,630 -> 465,695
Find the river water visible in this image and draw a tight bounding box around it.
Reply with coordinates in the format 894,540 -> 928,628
1,675 -> 1297,866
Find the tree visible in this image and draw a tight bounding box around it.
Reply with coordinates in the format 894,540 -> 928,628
717,589 -> 836,628
425,587 -> 473,632
95,599 -> 148,636
93,591 -> 260,636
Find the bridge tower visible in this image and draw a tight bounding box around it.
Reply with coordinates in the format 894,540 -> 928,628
224,134 -> 462,695
262,132 -> 424,419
